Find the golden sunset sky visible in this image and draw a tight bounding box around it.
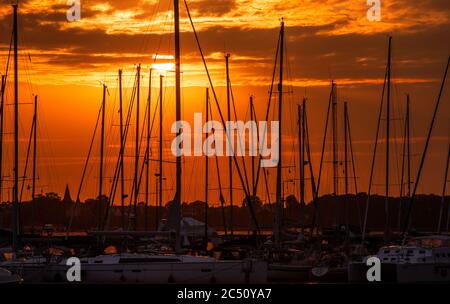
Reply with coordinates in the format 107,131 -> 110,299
0,0 -> 449,207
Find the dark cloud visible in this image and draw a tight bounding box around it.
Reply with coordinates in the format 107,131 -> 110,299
189,0 -> 236,17
0,0 -> 448,86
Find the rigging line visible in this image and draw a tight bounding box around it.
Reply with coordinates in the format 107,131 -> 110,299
252,97 -> 273,214
129,144 -> 149,216
437,142 -> 450,233
3,30 -> 13,81
161,78 -> 176,191
391,80 -> 403,196
262,167 -> 272,210
401,57 -> 449,242
35,99 -> 58,192
104,83 -> 118,164
230,87 -> 251,195
17,29 -> 36,96
136,0 -> 163,56
398,95 -> 408,232
346,108 -> 358,194
127,88 -> 151,205
251,99 -> 261,194
112,74 -> 138,221
209,96 -> 228,235
304,102 -> 317,204
253,27 -> 280,197
127,73 -> 139,209
102,74 -> 137,230
66,101 -> 103,236
361,61 -> 389,242
283,32 -> 295,95
148,92 -> 160,152
183,0 -> 260,235
248,97 -> 272,203
19,109 -> 35,203
346,105 -> 362,230
310,85 -> 333,235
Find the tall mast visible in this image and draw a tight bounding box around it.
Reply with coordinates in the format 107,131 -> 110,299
298,100 -> 305,231
13,3 -> 19,251
437,143 -> 450,234
31,95 -> 37,233
204,88 -> 209,250
98,84 -> 106,229
145,69 -> 152,231
385,36 -> 392,240
158,74 -> 163,230
362,41 -> 390,242
225,53 -> 233,236
402,57 -> 449,240
118,69 -> 125,230
331,81 -> 339,226
406,94 -> 411,198
331,81 -> 338,196
274,19 -> 284,246
344,102 -> 348,195
344,101 -> 349,231
173,0 -> 182,252
398,94 -> 410,232
134,64 -> 141,230
0,75 -> 5,204
304,101 -> 318,235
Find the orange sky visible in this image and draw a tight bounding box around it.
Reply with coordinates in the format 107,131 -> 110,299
0,0 -> 449,207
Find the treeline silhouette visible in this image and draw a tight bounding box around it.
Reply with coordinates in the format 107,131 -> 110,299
0,192 -> 448,233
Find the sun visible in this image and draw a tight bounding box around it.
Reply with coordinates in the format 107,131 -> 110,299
152,62 -> 175,73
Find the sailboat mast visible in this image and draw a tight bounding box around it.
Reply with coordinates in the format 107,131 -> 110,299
0,75 -> 5,204
158,74 -> 163,229
204,88 -> 209,250
401,57 -> 449,240
31,95 -> 37,233
173,0 -> 182,252
275,19 -> 284,246
385,36 -> 392,239
298,100 -> 305,231
304,102 -> 318,235
99,84 -> 106,229
344,101 -> 349,230
331,81 -> 338,196
225,53 -> 233,236
118,69 -> 125,229
145,69 -> 152,231
134,65 -> 141,229
437,143 -> 450,233
13,3 -> 19,251
398,94 -> 410,232
344,102 -> 348,195
331,81 -> 339,227
406,94 -> 411,197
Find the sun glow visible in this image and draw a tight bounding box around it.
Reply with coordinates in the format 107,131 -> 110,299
152,62 -> 175,73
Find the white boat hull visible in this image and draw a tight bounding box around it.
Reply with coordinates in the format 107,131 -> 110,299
3,258 -> 267,284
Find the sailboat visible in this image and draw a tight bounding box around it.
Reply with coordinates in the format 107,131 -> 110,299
348,48 -> 450,282
348,235 -> 450,283
2,252 -> 266,283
